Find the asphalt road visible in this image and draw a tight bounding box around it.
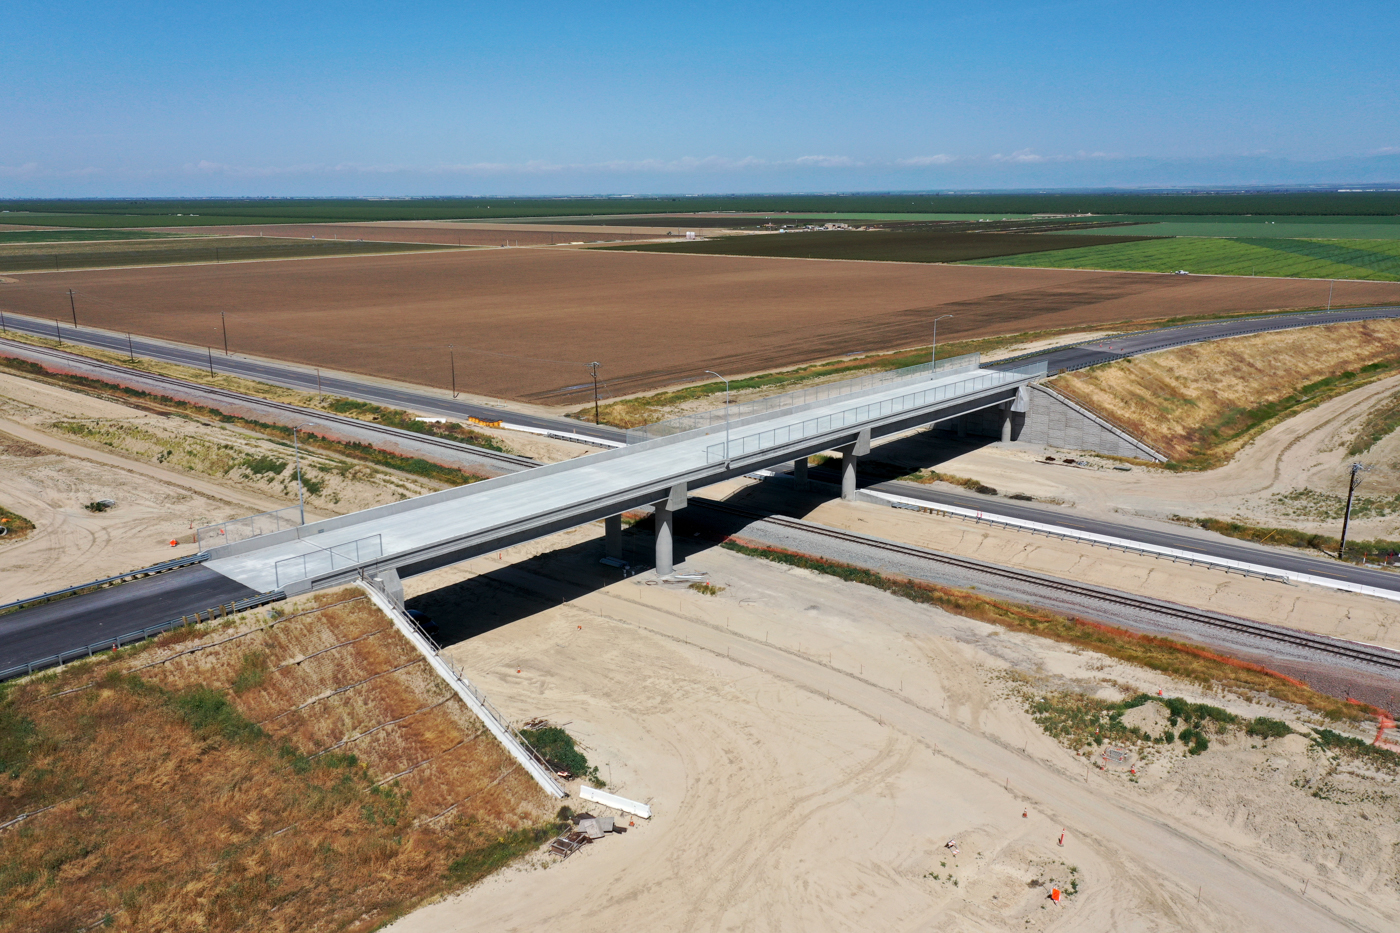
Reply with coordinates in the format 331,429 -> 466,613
803,465 -> 1400,595
0,565 -> 256,672
990,304 -> 1400,373
0,313 -> 628,444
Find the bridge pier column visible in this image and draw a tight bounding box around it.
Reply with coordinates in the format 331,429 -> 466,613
605,514 -> 623,560
793,457 -> 808,489
1000,402 -> 1013,442
838,429 -> 871,502
654,506 -> 674,576
956,416 -> 966,439
653,482 -> 688,577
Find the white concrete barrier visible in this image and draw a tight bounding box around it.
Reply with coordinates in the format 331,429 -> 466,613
580,784 -> 652,819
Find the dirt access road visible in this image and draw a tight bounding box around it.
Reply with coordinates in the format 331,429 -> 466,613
389,527 -> 1395,933
5,248 -> 1398,402
137,220 -> 667,247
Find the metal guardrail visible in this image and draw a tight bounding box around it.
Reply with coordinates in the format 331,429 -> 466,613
0,589 -> 286,682
275,534 -> 383,589
627,352 -> 982,443
705,360 -> 1048,462
197,506 -> 304,550
0,553 -> 209,616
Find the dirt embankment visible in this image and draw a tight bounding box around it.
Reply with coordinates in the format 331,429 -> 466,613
0,588 -> 551,933
388,523 -> 1400,933
1051,318 -> 1400,465
5,248 -> 1399,402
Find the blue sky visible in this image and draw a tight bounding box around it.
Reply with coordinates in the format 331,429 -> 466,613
4,1 -> 1398,196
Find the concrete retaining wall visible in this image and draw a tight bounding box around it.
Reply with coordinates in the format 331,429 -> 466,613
944,382 -> 1166,462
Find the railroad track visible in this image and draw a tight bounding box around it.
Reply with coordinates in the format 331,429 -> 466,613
696,500 -> 1400,675
0,338 -> 541,471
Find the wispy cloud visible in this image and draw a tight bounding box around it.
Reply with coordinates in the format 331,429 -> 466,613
898,154 -> 957,166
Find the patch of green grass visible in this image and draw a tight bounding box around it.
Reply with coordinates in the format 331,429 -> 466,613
1246,717 -> 1293,739
445,824 -> 560,885
1029,692 -> 1237,753
0,229 -> 191,244
517,726 -> 600,784
1312,728 -> 1400,771
325,399 -> 508,452
0,237 -> 460,273
231,652 -> 269,694
0,504 -> 36,542
964,236 -> 1400,281
1349,389 -> 1400,455
242,455 -> 288,477
1179,515 -> 1400,563
688,582 -> 724,596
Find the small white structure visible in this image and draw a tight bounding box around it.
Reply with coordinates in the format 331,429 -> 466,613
686,231 -> 697,240
580,784 -> 652,819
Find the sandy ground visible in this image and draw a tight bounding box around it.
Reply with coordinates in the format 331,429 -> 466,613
880,369 -> 1400,544
717,481 -> 1400,650
0,370 -> 446,598
5,249 -> 1398,403
383,524 -> 1397,933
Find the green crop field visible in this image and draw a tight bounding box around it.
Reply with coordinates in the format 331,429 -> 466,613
0,236 -> 460,273
0,229 -> 190,245
1072,215 -> 1400,239
605,229 -> 1159,263
962,237 -> 1400,280
1,190 -> 1397,229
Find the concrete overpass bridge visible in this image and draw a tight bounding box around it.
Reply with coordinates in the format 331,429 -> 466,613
201,353 -> 1045,598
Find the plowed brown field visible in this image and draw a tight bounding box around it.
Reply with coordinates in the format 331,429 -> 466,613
140,220 -> 666,246
4,248 -> 1398,402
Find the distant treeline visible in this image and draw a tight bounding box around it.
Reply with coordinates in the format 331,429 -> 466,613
2,191 -> 1399,228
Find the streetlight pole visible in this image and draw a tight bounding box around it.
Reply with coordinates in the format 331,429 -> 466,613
221,311 -> 229,356
931,314 -> 953,369
293,422 -> 318,524
449,345 -> 458,398
1338,462 -> 1370,560
588,361 -> 601,424
68,289 -> 78,327
705,371 -> 730,461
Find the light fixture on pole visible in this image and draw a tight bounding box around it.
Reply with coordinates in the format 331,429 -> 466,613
587,361 -> 602,424
704,371 -> 730,462
931,314 -> 953,368
293,421 -> 318,524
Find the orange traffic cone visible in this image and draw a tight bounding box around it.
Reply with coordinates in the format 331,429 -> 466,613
169,539 -> 178,547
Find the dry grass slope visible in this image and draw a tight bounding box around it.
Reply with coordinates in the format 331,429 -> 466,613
0,588 -> 551,933
1050,318 -> 1400,466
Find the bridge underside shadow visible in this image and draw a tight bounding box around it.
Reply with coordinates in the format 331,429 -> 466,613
405,499 -> 771,648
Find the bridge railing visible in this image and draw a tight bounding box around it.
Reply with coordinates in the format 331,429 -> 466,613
705,360 -> 1047,462
197,505 -> 304,550
627,352 -> 982,444
274,534 -> 383,589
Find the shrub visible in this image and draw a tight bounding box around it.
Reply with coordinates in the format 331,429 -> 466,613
518,726 -> 600,783
1245,717 -> 1292,739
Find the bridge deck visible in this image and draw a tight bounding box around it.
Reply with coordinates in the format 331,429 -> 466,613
206,361 -> 1039,593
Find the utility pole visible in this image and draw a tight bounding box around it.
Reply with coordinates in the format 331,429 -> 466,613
1338,462 -> 1370,559
932,314 -> 953,368
127,333 -> 135,362
207,347 -> 214,376
316,368 -> 322,400
449,345 -> 458,398
1327,281 -> 1334,311
221,311 -> 229,355
68,289 -> 77,327
54,320 -> 62,346
588,361 -> 601,424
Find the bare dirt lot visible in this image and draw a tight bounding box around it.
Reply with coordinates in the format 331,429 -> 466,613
385,523 -> 1398,933
4,249 -> 1398,402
